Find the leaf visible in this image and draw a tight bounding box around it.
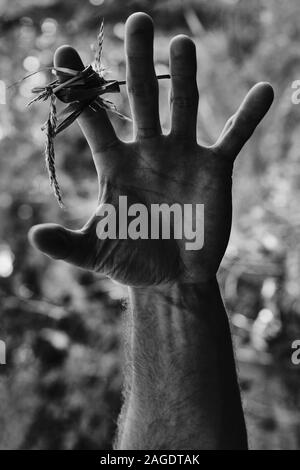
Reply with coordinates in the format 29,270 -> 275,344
44,94 -> 64,207
27,88 -> 53,106
57,101 -> 82,119
97,98 -> 132,121
55,106 -> 86,134
94,19 -> 104,76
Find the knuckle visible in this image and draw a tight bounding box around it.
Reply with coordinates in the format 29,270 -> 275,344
234,113 -> 256,137
93,139 -> 121,154
137,127 -> 160,139
127,79 -> 157,98
171,95 -> 196,109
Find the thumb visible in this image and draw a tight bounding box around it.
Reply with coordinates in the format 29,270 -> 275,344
216,82 -> 274,160
28,223 -> 87,264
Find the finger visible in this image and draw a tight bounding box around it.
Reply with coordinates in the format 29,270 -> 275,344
29,224 -> 89,267
125,12 -> 161,139
170,35 -> 198,141
54,45 -> 120,156
216,82 -> 274,160
218,114 -> 236,141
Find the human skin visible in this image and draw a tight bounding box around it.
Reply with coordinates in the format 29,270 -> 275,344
29,12 -> 274,449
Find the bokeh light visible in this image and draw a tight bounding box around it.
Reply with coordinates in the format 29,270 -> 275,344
0,244 -> 14,278
23,56 -> 40,72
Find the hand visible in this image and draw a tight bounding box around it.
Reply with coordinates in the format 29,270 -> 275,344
29,12 -> 274,287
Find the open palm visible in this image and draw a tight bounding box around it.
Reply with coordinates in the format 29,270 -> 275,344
30,13 -> 274,287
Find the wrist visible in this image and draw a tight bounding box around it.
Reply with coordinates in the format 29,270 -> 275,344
128,277 -> 225,341
117,278 -> 247,450
129,276 -> 219,309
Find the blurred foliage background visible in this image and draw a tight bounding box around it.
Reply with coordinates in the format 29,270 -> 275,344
0,0 -> 300,450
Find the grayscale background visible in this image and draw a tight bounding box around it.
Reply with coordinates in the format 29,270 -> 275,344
0,0 -> 299,449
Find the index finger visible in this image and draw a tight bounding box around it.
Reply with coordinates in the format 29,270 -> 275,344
54,45 -> 120,156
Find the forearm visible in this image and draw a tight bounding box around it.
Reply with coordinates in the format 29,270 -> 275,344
116,278 -> 248,450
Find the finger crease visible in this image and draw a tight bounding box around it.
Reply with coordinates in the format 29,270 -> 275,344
94,139 -> 121,153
